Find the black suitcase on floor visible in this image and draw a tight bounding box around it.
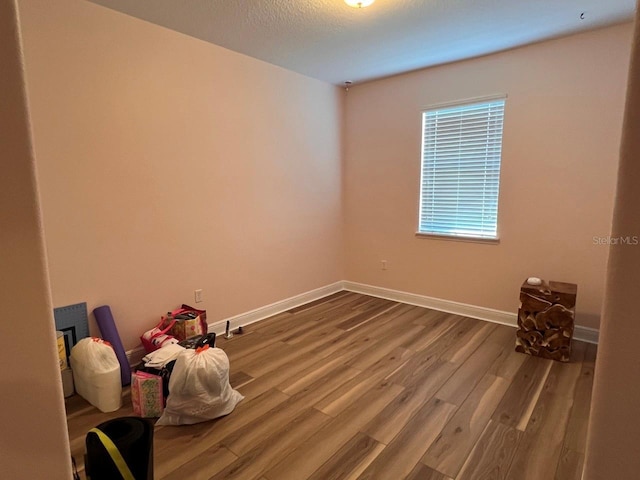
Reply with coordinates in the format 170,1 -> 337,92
85,417 -> 154,480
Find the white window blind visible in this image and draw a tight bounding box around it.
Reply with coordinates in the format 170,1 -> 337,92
419,98 -> 505,240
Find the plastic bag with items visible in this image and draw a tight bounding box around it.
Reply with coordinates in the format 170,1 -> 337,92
156,345 -> 243,425
70,337 -> 122,413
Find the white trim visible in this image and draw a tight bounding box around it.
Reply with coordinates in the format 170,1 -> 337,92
415,232 -> 500,245
343,281 -> 515,325
421,93 -> 508,112
206,281 -> 344,335
126,347 -> 146,369
125,279 -> 598,365
342,281 -> 599,344
573,326 -> 599,345
125,281 -> 344,367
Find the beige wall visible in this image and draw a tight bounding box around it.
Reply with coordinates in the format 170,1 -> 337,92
0,0 -> 71,477
6,1 -> 636,476
343,24 -> 633,329
584,10 -> 640,479
18,0 -> 344,350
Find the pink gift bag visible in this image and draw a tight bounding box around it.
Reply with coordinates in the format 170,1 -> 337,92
131,371 -> 164,418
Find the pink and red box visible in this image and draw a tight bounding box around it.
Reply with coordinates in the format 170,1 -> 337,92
131,371 -> 164,418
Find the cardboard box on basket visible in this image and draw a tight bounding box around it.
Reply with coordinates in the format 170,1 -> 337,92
164,305 -> 208,341
168,315 -> 203,340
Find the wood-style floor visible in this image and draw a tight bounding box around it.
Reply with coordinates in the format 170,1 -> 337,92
66,291 -> 596,480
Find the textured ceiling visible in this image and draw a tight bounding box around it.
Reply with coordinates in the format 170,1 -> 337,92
88,0 -> 636,85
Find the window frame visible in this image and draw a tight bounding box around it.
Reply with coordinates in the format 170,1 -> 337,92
416,95 -> 506,243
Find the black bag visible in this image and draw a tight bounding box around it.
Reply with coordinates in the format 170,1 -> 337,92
85,417 -> 154,480
178,332 -> 216,349
72,457 -> 80,480
137,333 -> 215,401
138,360 -> 176,401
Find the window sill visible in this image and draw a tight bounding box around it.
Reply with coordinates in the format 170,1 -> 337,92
415,232 -> 500,245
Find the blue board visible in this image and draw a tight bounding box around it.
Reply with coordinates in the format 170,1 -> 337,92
54,302 -> 89,360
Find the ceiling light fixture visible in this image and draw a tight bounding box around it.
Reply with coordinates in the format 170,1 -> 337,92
344,0 -> 375,8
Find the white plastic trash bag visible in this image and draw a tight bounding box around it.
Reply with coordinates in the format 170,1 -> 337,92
69,337 -> 122,413
156,345 -> 244,425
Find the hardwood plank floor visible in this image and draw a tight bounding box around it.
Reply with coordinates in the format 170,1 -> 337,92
456,420 -> 522,480
65,292 -> 596,479
422,374 -> 510,477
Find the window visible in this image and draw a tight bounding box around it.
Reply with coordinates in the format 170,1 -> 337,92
418,97 -> 506,241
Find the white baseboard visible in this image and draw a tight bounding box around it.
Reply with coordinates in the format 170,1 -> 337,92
206,281 -> 344,335
342,281 -> 599,344
126,346 -> 146,368
572,326 -> 599,344
126,278 -> 598,365
126,281 -> 344,366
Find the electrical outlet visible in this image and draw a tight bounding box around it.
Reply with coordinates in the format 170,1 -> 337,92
194,289 -> 203,303
381,260 -> 388,270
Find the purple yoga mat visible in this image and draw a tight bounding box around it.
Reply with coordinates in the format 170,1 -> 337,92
93,305 -> 131,386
